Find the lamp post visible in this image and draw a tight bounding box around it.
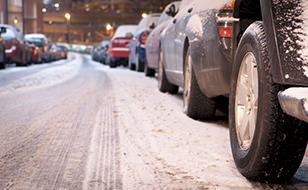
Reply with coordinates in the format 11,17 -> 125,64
64,12 -> 71,44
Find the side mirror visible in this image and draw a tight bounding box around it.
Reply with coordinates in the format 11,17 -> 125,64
149,22 -> 156,30
166,4 -> 178,17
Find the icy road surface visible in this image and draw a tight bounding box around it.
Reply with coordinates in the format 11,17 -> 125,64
0,53 -> 308,190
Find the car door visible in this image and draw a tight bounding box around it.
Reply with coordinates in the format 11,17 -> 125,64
162,19 -> 177,75
173,13 -> 191,86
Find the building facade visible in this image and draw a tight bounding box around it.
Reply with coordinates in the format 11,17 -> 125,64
0,0 -> 43,34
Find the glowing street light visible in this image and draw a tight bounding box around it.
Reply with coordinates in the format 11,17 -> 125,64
106,24 -> 112,31
65,13 -> 71,21
42,8 -> 47,13
142,12 -> 147,18
54,3 -> 60,8
64,13 -> 71,43
13,17 -> 18,25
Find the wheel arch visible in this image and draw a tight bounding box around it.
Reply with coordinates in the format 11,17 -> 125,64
233,0 -> 285,84
183,37 -> 189,73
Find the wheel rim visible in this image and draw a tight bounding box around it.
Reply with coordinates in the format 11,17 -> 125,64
184,51 -> 192,112
235,52 -> 258,150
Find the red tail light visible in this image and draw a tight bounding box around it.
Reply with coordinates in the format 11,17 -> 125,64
218,26 -> 232,38
111,37 -> 131,48
140,32 -> 149,45
4,40 -> 13,49
223,0 -> 234,9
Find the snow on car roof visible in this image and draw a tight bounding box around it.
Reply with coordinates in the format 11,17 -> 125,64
177,0 -> 230,19
25,33 -> 48,40
113,25 -> 138,38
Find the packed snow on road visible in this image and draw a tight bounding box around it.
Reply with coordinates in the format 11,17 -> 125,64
0,53 -> 307,189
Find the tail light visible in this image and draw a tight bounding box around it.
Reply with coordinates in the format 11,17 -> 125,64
218,26 -> 232,38
4,40 -> 13,49
140,32 -> 149,46
111,37 -> 131,48
216,1 -> 235,50
223,0 -> 234,9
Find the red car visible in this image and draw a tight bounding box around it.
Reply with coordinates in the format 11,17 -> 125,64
0,24 -> 31,66
107,25 -> 137,68
25,39 -> 43,64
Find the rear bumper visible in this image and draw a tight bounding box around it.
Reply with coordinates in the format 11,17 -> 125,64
278,88 -> 308,123
109,48 -> 129,58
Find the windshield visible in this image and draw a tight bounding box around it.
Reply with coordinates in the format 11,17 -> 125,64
1,27 -> 15,40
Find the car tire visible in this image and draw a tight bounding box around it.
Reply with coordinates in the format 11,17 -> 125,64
183,46 -> 216,120
229,21 -> 308,183
0,62 -> 4,69
0,52 -> 5,69
136,52 -> 144,72
144,60 -> 155,77
158,48 -> 178,94
109,60 -> 117,68
17,52 -> 28,66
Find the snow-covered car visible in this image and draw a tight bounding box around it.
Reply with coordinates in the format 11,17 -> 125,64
97,40 -> 111,64
145,1 -> 181,77
159,0 -> 308,183
0,26 -> 5,69
0,24 -> 31,66
128,13 -> 160,72
107,25 -> 137,68
25,33 -> 52,63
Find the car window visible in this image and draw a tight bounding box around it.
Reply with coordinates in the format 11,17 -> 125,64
158,2 -> 181,25
1,27 -> 15,40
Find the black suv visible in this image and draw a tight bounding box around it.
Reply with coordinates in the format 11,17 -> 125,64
228,0 -> 308,183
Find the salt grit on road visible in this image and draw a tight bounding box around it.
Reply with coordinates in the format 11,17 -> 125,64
91,59 -> 308,189
93,61 -> 251,189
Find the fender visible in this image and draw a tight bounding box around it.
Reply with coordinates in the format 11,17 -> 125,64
188,11 -> 232,97
234,0 -> 308,86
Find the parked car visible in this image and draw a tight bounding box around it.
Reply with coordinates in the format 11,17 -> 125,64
56,44 -> 68,59
24,33 -> 52,63
92,46 -> 102,62
159,0 -> 308,183
0,24 -> 31,66
25,38 -> 43,64
49,44 -> 63,61
98,40 -> 111,64
145,1 -> 181,77
128,13 -> 160,72
107,25 -> 137,68
0,26 -> 6,69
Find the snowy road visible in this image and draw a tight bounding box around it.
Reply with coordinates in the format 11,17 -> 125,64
0,53 -> 307,189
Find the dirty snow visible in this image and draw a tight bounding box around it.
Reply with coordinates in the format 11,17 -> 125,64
90,62 -> 254,189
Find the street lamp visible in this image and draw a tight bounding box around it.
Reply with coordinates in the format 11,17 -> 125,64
65,13 -> 71,44
142,12 -> 147,18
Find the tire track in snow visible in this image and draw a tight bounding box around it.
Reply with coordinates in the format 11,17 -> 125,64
83,103 -> 122,190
